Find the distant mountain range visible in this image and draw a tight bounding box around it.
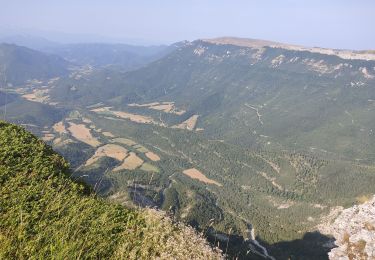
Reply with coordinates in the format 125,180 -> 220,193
42,43 -> 176,70
0,43 -> 69,85
40,38 -> 375,162
0,35 -> 178,71
1,37 -> 374,259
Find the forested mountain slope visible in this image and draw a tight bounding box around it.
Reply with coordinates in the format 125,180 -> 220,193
2,37 -> 375,259
0,121 -> 222,259
0,43 -> 70,85
45,39 -> 375,162
0,91 -> 15,106
42,43 -> 175,70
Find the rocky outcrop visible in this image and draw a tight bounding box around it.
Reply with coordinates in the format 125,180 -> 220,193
203,37 -> 375,61
324,196 -> 375,259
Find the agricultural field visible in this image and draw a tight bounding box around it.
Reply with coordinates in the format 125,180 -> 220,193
1,39 -> 375,259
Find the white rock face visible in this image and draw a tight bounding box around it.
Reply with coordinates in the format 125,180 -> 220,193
203,37 -> 375,61
193,46 -> 206,56
360,67 -> 375,79
270,54 -> 285,67
325,196 -> 375,260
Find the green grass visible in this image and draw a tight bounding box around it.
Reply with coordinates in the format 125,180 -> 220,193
140,163 -> 159,172
0,43 -> 68,85
0,121 -> 221,259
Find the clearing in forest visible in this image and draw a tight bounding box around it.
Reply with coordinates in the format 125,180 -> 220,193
128,101 -> 185,115
22,89 -> 50,103
145,152 -> 160,161
112,111 -> 155,124
52,121 -> 67,134
67,122 -> 101,147
172,115 -> 199,130
82,117 -> 92,124
114,152 -> 144,171
182,168 -> 222,186
102,131 -> 115,137
91,107 -> 158,125
85,144 -> 128,166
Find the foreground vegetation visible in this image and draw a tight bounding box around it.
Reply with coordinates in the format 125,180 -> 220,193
0,121 -> 221,259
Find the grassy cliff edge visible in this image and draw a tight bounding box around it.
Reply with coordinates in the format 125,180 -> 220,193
0,121 -> 221,259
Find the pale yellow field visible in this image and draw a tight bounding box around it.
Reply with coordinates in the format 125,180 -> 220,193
22,89 -> 50,103
182,168 -> 222,186
82,117 -> 93,124
91,106 -> 113,112
85,144 -> 128,166
172,115 -> 199,130
145,152 -> 160,161
114,152 -> 144,171
102,131 -> 115,137
53,137 -> 62,145
52,121 -> 67,134
67,122 -> 101,147
148,103 -> 174,113
112,111 -> 155,124
128,101 -> 185,115
91,107 -> 158,125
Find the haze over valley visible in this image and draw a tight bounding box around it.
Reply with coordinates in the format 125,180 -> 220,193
1,1 -> 375,259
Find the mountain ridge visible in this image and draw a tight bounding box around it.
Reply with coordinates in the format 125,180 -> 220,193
41,38 -> 375,162
202,36 -> 375,60
0,43 -> 70,85
2,37 -> 375,259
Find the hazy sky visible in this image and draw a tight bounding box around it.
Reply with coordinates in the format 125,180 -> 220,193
1,0 -> 374,49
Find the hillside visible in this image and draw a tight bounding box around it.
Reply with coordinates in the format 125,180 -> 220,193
0,121 -> 222,259
3,37 -> 375,259
0,91 -> 15,106
44,38 -> 375,162
41,43 -> 179,70
0,43 -> 69,85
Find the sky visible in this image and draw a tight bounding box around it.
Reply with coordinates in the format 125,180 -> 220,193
0,0 -> 374,49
